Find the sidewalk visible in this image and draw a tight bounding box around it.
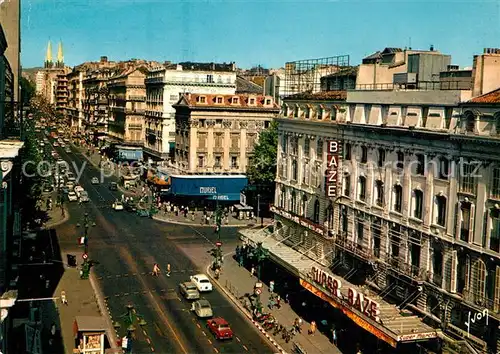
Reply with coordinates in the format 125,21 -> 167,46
153,210 -> 272,228
207,253 -> 341,354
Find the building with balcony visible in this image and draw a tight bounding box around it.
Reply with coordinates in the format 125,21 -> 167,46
66,69 -> 84,131
173,93 -> 279,174
144,62 -> 236,161
108,65 -> 149,147
240,50 -> 500,354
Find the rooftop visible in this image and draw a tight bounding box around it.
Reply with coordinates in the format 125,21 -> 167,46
236,76 -> 263,94
468,87 -> 500,104
284,91 -> 347,101
176,93 -> 280,110
0,140 -> 24,158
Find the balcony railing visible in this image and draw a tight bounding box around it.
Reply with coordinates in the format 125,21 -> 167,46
125,108 -> 145,114
128,95 -> 146,101
461,290 -> 499,313
335,234 -> 373,260
354,81 -> 469,91
385,255 -> 426,281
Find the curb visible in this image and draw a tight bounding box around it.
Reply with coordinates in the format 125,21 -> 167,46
41,206 -> 70,229
152,214 -> 257,228
90,272 -> 120,350
205,261 -> 288,354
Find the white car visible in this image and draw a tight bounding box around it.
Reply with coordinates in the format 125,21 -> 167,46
67,191 -> 78,202
74,185 -> 84,195
91,177 -> 99,184
112,202 -> 124,211
80,191 -> 89,202
53,142 -> 59,147
191,299 -> 213,318
190,274 -> 213,292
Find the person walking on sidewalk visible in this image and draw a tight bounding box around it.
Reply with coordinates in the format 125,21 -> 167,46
308,321 -> 317,335
166,263 -> 171,277
60,290 -> 68,305
152,263 -> 160,276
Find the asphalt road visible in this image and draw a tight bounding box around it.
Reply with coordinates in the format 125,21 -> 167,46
52,142 -> 273,354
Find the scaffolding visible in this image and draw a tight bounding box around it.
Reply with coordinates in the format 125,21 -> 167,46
283,55 -> 351,97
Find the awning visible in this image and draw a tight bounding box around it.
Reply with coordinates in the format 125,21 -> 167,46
239,228 -> 440,348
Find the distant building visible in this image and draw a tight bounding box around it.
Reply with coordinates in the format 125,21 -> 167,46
35,41 -> 69,107
144,62 -> 236,162
173,93 -> 279,174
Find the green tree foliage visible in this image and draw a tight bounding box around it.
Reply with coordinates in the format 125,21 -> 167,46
246,120 -> 278,185
20,77 -> 36,106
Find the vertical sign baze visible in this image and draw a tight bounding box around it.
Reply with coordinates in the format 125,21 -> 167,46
326,140 -> 341,197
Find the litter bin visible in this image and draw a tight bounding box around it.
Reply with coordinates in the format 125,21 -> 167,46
67,254 -> 77,267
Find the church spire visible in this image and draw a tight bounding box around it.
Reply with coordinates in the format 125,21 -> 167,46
57,41 -> 64,66
44,40 -> 53,68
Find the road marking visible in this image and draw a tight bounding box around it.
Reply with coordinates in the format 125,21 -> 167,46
177,296 -> 182,302
150,346 -> 155,352
114,294 -> 120,297
196,323 -> 201,329
142,329 -> 147,336
116,274 -> 121,278
207,339 -> 212,345
124,292 -> 129,296
236,337 -> 241,342
242,345 -> 248,351
146,337 -> 152,345
213,347 -> 219,353
202,331 -> 206,336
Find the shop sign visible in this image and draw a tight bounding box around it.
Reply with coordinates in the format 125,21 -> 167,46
270,205 -> 325,236
398,332 -> 437,341
325,140 -> 341,197
465,308 -> 488,338
200,187 -> 217,194
311,266 -> 380,322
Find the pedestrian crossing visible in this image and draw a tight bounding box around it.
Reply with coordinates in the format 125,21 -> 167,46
96,269 -> 197,280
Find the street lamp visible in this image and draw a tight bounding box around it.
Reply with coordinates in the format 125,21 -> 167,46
76,212 -> 96,254
251,242 -> 268,280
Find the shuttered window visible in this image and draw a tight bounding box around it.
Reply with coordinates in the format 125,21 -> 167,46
450,250 -> 457,293
495,266 -> 500,312
475,260 -> 486,298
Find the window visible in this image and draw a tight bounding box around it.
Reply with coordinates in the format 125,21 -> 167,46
304,139 -> 310,158
460,163 -> 476,194
291,191 -> 297,214
326,204 -> 334,229
216,97 -> 223,104
282,135 -> 288,154
433,249 -> 443,277
198,155 -> 204,168
301,195 -> 308,217
372,220 -> 381,258
377,148 -> 385,167
460,202 -> 472,242
465,113 -> 475,133
313,200 -> 320,223
475,260 -> 486,297
232,97 -> 239,104
291,137 -> 298,155
214,155 -> 221,167
214,133 -> 223,148
438,157 -> 450,180
344,143 -> 352,160
491,167 -> 500,199
207,74 -> 214,83
318,107 -> 323,120
279,189 -> 286,208
375,181 -> 384,207
265,99 -> 271,105
393,185 -> 403,213
231,156 -> 238,168
416,154 -> 425,175
305,107 -> 310,119
249,98 -> 255,105
343,174 -> 351,197
358,176 -> 366,201
303,162 -> 309,184
413,190 -> 423,219
357,221 -> 364,246
291,160 -> 298,181
397,152 -> 404,170
294,106 -> 299,118
361,146 -> 368,163
316,139 -> 323,158
490,209 -> 500,252
200,119 -> 206,128
435,195 -> 447,226
199,96 -> 206,103
341,207 -> 348,233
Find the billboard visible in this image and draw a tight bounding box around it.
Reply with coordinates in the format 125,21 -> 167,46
326,140 -> 341,197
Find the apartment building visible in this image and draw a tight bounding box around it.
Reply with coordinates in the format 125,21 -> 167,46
107,65 -> 149,146
66,69 -> 84,131
144,62 -> 236,161
240,49 -> 500,354
173,93 -> 279,174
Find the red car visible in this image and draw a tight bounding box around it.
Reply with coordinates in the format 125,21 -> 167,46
206,317 -> 233,340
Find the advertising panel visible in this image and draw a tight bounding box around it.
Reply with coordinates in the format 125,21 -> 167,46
326,140 -> 341,197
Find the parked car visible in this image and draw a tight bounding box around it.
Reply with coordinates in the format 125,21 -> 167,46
206,318 -> 233,340
191,300 -> 213,318
67,191 -> 78,202
67,173 -> 76,182
124,201 -> 137,212
65,147 -> 71,153
190,274 -> 213,292
74,185 -> 84,195
91,177 -> 99,184
109,182 -> 118,191
179,282 -> 200,300
112,201 -> 124,211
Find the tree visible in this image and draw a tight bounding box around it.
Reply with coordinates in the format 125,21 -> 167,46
20,77 -> 36,106
246,120 -> 278,185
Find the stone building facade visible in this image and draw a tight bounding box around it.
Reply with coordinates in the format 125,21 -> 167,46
173,93 -> 279,174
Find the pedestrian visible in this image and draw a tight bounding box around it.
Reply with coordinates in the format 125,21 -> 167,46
308,321 -> 317,335
331,327 -> 337,346
276,294 -> 281,309
251,266 -> 255,277
152,263 -> 160,276
269,280 -> 275,293
61,290 -> 68,305
191,210 -> 195,221
166,263 -> 171,277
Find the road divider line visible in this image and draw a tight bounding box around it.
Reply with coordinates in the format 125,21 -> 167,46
213,347 -> 219,353
236,337 -> 241,342
146,337 -> 152,345
207,339 -> 212,345
150,346 -> 155,352
196,323 -> 201,329
202,331 -> 206,336
243,345 -> 248,351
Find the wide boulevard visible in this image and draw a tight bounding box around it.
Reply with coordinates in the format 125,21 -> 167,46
52,143 -> 273,354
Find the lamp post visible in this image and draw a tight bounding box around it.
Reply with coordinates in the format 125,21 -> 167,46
252,242 -> 268,280
114,304 -> 147,353
77,212 -> 96,255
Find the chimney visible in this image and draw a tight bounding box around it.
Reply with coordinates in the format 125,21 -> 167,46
100,56 -> 108,63
430,45 -> 434,51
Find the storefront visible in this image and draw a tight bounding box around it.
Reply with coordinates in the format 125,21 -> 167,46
168,175 -> 248,206
239,226 -> 440,351
115,145 -> 143,162
73,316 -> 108,354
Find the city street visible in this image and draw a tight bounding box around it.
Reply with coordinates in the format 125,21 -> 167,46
54,144 -> 274,354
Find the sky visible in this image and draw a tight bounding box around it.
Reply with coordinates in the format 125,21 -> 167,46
21,0 -> 500,70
